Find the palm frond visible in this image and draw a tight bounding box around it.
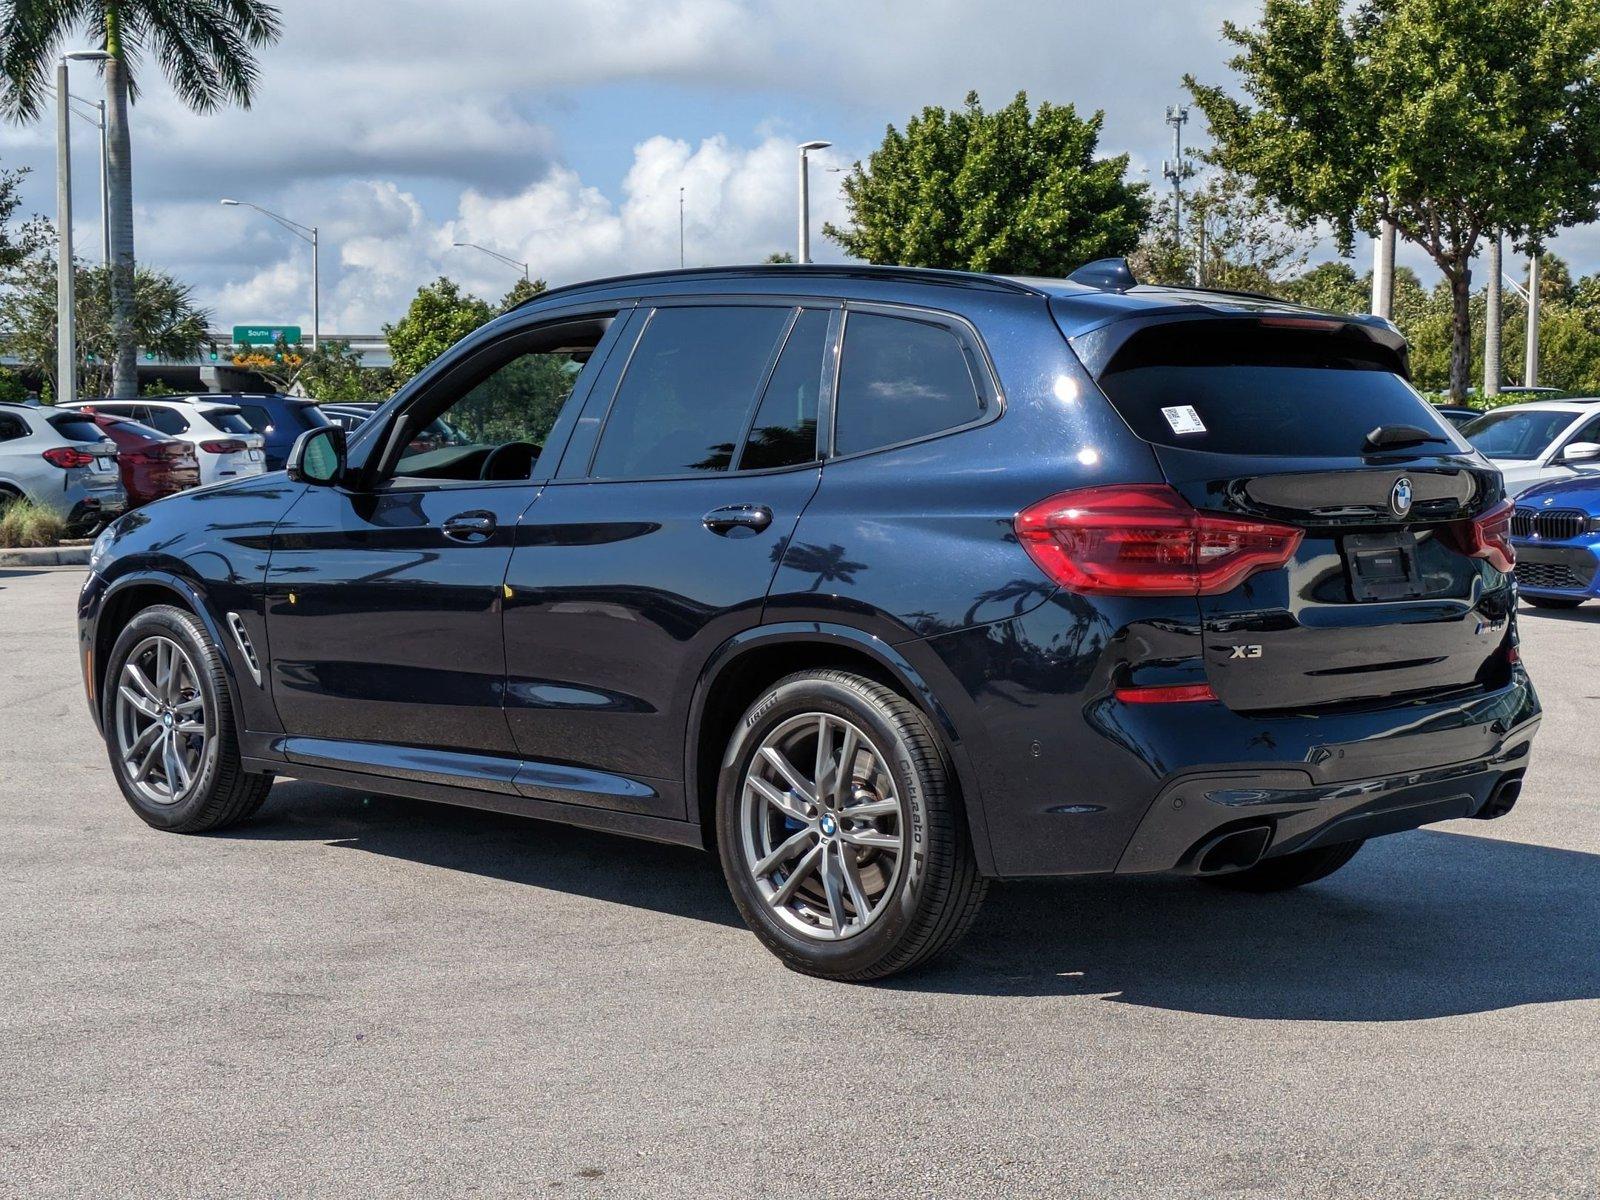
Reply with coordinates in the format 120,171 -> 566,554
130,0 -> 280,112
0,0 -> 96,123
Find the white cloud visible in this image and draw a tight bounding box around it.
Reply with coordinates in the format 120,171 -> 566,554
172,133 -> 849,331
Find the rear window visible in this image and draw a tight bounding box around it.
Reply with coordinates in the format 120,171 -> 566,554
238,404 -> 274,433
47,414 -> 108,443
205,409 -> 255,436
1096,324 -> 1462,457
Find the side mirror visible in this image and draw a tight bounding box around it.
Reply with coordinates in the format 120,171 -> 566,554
1560,441 -> 1600,464
286,426 -> 346,485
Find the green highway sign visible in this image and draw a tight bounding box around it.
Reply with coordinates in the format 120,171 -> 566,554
232,324 -> 302,346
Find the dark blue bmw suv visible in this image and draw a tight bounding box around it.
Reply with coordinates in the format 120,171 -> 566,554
79,262 -> 1540,980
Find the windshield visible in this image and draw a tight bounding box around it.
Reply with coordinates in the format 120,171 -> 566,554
1463,410 -> 1576,461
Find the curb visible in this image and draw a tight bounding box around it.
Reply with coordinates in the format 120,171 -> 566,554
0,546 -> 90,567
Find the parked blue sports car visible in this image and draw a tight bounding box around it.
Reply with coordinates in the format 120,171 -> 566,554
1512,476 -> 1600,608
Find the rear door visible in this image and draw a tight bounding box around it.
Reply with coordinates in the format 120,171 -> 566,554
501,301 -> 831,816
1088,317 -> 1512,711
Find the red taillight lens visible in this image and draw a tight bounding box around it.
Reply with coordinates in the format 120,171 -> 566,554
1114,683 -> 1219,704
41,446 -> 94,468
1015,485 -> 1304,596
200,439 -> 247,454
1449,497 -> 1516,574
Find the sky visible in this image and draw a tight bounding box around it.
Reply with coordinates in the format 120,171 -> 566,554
2,0 -> 1597,334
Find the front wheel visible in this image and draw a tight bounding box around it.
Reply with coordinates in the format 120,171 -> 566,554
104,604 -> 272,832
716,670 -> 987,981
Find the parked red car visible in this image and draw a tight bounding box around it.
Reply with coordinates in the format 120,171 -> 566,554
87,413 -> 201,507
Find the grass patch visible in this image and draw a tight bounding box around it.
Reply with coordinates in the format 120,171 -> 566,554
0,497 -> 68,548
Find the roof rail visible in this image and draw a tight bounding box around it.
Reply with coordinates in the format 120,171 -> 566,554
510,262 -> 1048,312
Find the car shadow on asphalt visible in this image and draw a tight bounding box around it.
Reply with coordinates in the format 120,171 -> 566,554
239,782 -> 1600,1021
1518,602 -> 1600,623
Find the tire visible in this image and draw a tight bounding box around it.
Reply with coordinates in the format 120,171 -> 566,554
1202,839 -> 1365,893
1525,595 -> 1584,610
103,604 -> 272,833
716,669 -> 987,981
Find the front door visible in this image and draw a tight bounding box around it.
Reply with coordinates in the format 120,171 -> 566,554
502,303 -> 834,817
264,313 -> 624,759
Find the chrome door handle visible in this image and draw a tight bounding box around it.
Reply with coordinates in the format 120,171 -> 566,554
442,511 -> 497,542
703,504 -> 773,534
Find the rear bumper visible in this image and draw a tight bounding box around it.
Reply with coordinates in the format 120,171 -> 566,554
1111,667 -> 1541,875
1115,726 -> 1535,875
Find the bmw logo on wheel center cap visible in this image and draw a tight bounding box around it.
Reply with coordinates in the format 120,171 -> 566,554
819,813 -> 838,837
1390,476 -> 1414,518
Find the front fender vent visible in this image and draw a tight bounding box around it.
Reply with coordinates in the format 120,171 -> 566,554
225,611 -> 263,686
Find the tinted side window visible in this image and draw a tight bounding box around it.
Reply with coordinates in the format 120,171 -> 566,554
834,312 -> 985,456
0,414 -> 28,441
738,309 -> 828,470
206,411 -> 255,436
143,408 -> 189,435
590,306 -> 790,477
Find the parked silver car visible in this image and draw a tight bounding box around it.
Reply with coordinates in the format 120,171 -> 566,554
0,402 -> 126,532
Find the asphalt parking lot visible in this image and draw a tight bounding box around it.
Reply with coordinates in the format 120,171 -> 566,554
3,565 -> 1597,1199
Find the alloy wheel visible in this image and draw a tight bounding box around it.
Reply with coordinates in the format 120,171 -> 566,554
114,635 -> 209,807
739,712 -> 906,941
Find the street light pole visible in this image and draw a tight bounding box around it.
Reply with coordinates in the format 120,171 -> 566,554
797,140 -> 831,264
220,199 -> 320,349
54,52 -> 111,406
451,241 -> 530,282
56,59 -> 74,406
679,187 -> 685,268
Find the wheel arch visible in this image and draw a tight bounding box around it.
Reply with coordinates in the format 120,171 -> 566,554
91,571 -> 243,735
685,622 -> 995,873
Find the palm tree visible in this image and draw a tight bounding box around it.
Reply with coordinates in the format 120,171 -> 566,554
1,0 -> 282,397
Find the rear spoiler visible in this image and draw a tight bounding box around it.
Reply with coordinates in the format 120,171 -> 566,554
1063,308 -> 1411,381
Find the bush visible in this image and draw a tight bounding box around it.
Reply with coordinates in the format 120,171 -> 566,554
0,497 -> 68,548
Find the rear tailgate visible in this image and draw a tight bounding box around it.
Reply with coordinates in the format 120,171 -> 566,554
1086,315 -> 1514,712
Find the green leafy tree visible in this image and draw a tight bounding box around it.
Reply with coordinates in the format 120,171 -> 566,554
764,251 -> 795,264
826,90 -> 1149,275
1186,0 -> 1600,399
0,158 -> 47,271
235,336 -> 391,402
1,0 -> 283,397
0,367 -> 28,402
1134,167 -> 1309,291
383,277 -> 497,385
498,276 -> 547,313
0,252 -> 209,397
293,339 -> 392,402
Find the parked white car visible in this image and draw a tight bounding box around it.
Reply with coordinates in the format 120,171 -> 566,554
1461,399 -> 1600,495
64,397 -> 266,486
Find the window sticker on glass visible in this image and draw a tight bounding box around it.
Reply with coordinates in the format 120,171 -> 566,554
1161,405 -> 1207,436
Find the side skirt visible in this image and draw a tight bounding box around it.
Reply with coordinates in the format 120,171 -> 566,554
239,755 -> 707,851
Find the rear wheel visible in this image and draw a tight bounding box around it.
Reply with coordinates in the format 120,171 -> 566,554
1524,595 -> 1584,609
716,669 -> 987,981
104,604 -> 271,832
1202,839 -> 1364,893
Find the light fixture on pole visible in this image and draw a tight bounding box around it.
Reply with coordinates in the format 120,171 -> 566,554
220,198 -> 320,349
452,240 -> 530,282
797,140 -> 831,264
55,50 -> 111,407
